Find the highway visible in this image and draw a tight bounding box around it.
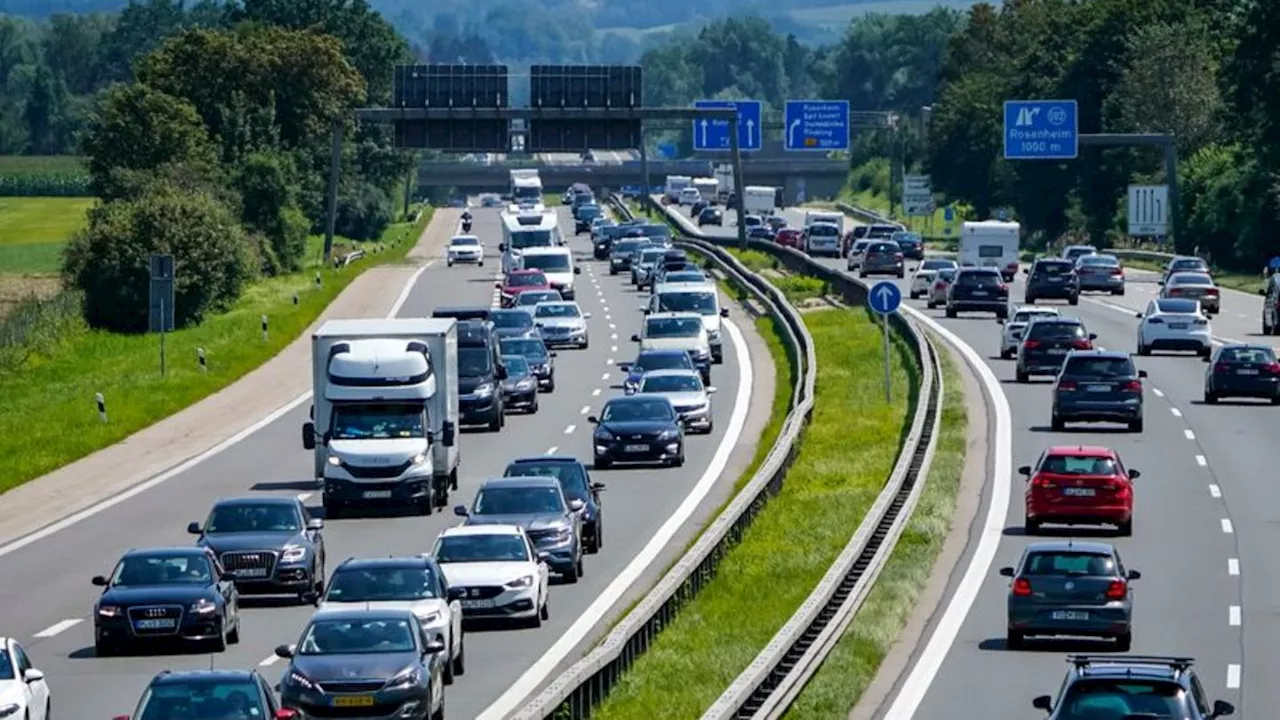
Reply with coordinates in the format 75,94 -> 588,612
670,201 -> 1265,715
2,204 -> 758,718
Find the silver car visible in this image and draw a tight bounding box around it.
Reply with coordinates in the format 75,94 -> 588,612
909,258 -> 958,299
1161,271 -> 1220,314
629,368 -> 716,433
1001,540 -> 1139,651
632,248 -> 666,289
925,268 -> 957,309
998,306 -> 1061,359
1075,254 -> 1125,294
447,235 -> 483,267
533,301 -> 591,348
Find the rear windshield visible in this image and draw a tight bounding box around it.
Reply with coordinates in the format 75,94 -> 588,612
1041,455 -> 1117,475
1080,255 -> 1119,267
956,272 -> 1001,287
1055,679 -> 1190,719
868,242 -> 899,253
808,225 -> 839,236
1028,322 -> 1085,340
1013,311 -> 1057,324
1155,299 -> 1199,314
1033,262 -> 1073,275
937,269 -> 957,281
1171,258 -> 1207,271
1063,357 -> 1135,377
922,259 -> 956,271
1022,551 -> 1116,576
1220,347 -> 1275,363
1173,273 -> 1213,285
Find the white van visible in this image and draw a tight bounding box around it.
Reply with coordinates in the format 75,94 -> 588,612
519,246 -> 580,300
647,281 -> 730,363
959,221 -> 1021,281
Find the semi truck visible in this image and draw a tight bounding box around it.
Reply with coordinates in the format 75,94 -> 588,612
713,164 -> 735,202
302,318 -> 460,518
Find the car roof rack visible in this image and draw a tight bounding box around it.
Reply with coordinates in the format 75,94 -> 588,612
1069,655 -> 1195,672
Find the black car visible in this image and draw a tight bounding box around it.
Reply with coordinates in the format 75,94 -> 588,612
1032,655 -> 1234,720
93,546 -> 240,655
609,237 -> 650,274
691,199 -> 709,217
500,335 -> 556,391
489,308 -> 539,338
501,354 -> 540,412
454,476 -> 585,581
890,231 -> 924,260
275,609 -> 445,720
1051,351 -> 1147,433
661,249 -> 692,274
698,207 -> 723,226
574,204 -> 602,233
458,319 -> 507,431
504,456 -> 606,553
1204,344 -> 1280,404
1024,259 -> 1079,305
589,395 -> 685,469
1016,318 -> 1096,383
431,306 -> 490,322
188,496 -> 326,604
946,268 -> 1009,319
119,669 -> 282,719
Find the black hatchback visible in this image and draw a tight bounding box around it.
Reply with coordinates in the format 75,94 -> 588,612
1051,351 -> 1147,433
946,268 -> 1009,319
1204,344 -> 1280,404
1016,318 -> 1096,382
1024,259 -> 1079,305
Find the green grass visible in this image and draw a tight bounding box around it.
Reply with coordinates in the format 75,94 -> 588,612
783,339 -> 968,719
0,197 -> 95,273
0,156 -> 87,175
590,306 -> 915,719
0,208 -> 433,491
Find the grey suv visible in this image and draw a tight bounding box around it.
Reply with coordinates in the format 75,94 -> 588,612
1051,351 -> 1147,433
1032,655 -> 1234,719
1024,258 -> 1079,305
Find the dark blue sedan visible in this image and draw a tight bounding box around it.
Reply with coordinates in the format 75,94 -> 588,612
1204,344 -> 1280,403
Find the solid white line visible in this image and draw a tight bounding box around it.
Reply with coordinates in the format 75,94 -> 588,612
1209,484 -> 1222,498
34,618 -> 82,638
477,318 -> 754,720
592,388 -> 601,397
1229,558 -> 1240,576
1222,518 -> 1234,534
1230,605 -> 1241,626
1227,664 -> 1241,689
1170,407 -> 1183,417
564,424 -> 576,434
579,405 -> 590,415
0,260 -> 437,560
1152,388 -> 1165,397
1197,455 -> 1208,467
259,654 -> 280,667
882,302 -> 1013,720
1185,429 -> 1196,440
545,446 -> 558,455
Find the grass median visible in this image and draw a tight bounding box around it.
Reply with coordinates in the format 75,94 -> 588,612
591,302 -> 916,719
0,208 -> 433,491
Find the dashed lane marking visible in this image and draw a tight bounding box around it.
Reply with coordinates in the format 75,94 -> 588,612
1230,605 -> 1241,626
296,492 -> 312,502
34,619 -> 82,638
1185,429 -> 1196,440
1209,484 -> 1222,498
1222,518 -> 1234,534
545,446 -> 558,455
1152,388 -> 1165,397
259,654 -> 280,667
1227,664 -> 1241,690
1197,455 -> 1208,467
579,405 -> 590,415
564,425 -> 576,434
1229,558 -> 1240,576
1170,407 -> 1183,417
601,373 -> 610,381
592,389 -> 601,397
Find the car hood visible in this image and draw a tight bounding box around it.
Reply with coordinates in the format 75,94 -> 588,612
646,390 -> 707,407
640,337 -> 703,353
328,438 -> 428,462
503,374 -> 536,389
537,317 -> 585,330
0,680 -> 24,706
460,375 -> 497,393
440,561 -> 536,586
318,599 -> 447,620
199,531 -> 303,553
599,419 -> 678,435
100,584 -> 214,605
466,513 -> 570,530
542,271 -> 573,287
697,314 -> 721,334
292,652 -> 421,683
448,244 -> 481,253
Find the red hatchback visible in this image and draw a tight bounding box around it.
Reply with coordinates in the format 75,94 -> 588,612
775,228 -> 803,250
498,269 -> 551,308
1021,446 -> 1138,536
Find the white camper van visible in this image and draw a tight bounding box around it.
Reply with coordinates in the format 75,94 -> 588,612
743,186 -> 776,216
510,169 -> 543,204
959,220 -> 1021,281
692,177 -> 719,204
665,175 -> 692,202
500,209 -> 562,273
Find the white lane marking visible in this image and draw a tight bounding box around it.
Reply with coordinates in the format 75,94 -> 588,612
546,446 -> 558,455
603,305 -> 610,313
1209,484 -> 1222,498
601,373 -> 610,381
1229,558 -> 1240,576
607,358 -> 614,365
610,345 -> 618,353
609,323 -> 617,329
259,654 -> 280,667
477,318 -> 755,719
0,260 -> 438,560
882,296 -> 1013,720
1230,605 -> 1241,626
579,405 -> 590,415
1152,388 -> 1165,397
1227,664 -> 1241,689
1170,407 -> 1183,417
606,314 -> 612,321
1222,518 -> 1234,534
564,424 -> 576,434
1197,455 -> 1208,467
296,492 -> 312,502
34,618 -> 82,638
1185,429 -> 1196,440
592,388 -> 601,397
1237,313 -> 1248,319
611,333 -> 618,340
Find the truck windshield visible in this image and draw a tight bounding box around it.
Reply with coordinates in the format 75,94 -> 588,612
331,403 -> 424,440
513,186 -> 540,202
458,347 -> 493,376
510,231 -> 553,249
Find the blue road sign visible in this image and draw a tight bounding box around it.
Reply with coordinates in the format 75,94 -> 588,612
996,208 -> 1009,221
1003,100 -> 1078,160
867,281 -> 902,315
944,206 -> 955,222
693,99 -> 762,151
784,100 -> 850,151
657,142 -> 678,159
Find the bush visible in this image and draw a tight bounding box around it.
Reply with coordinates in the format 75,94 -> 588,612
335,181 -> 394,241
0,290 -> 85,374
62,188 -> 255,333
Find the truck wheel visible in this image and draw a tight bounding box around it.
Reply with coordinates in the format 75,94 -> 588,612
324,501 -> 342,520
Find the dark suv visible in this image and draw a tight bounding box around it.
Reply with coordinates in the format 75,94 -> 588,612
1032,655 -> 1234,719
859,240 -> 905,278
1016,317 -> 1096,382
946,268 -> 1009,319
1024,258 -> 1079,305
1051,351 -> 1147,433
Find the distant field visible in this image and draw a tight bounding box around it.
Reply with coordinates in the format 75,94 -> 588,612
0,197 -> 94,314
0,155 -> 87,176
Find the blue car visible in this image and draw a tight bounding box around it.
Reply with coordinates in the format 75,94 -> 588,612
619,349 -> 699,393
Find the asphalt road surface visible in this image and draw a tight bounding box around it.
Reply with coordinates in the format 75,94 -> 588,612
674,201 -> 1266,716
2,205 -> 755,718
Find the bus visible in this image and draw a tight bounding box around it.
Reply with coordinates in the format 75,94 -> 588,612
500,209 -> 562,273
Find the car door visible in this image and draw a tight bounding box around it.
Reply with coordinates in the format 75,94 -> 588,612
208,551 -> 238,620
1140,301 -> 1157,339
437,570 -> 463,658
528,535 -> 549,605
258,675 -> 280,713
300,499 -> 324,563
12,641 -> 48,719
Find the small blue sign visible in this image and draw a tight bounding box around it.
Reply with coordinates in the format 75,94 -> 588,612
784,100 -> 850,151
1003,100 -> 1078,160
657,142 -> 678,159
693,99 -> 763,151
867,281 -> 902,315
944,206 -> 955,222
996,208 -> 1009,221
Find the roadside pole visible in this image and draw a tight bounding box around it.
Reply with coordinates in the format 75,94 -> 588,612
867,281 -> 902,402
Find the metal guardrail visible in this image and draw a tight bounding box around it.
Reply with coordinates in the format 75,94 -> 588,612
507,195 -> 818,720
335,249 -> 366,268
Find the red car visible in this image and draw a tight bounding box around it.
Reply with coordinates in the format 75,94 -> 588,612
1021,446 -> 1138,536
498,269 -> 551,308
775,228 -> 802,249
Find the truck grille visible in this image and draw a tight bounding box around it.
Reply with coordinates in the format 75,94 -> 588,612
127,605 -> 184,635
221,551 -> 278,577
340,460 -> 412,479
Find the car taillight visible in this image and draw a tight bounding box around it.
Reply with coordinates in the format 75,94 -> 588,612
1071,339 -> 1092,349
1013,578 -> 1033,596
1206,288 -> 1219,295
1168,288 -> 1182,295
1034,474 -> 1057,489
895,252 -> 904,260
1111,267 -> 1123,275
1215,363 -> 1231,373
1105,580 -> 1128,600
1058,380 -> 1077,390
1022,340 -> 1041,350
934,281 -> 946,290
1122,380 -> 1142,392
1266,363 -> 1280,375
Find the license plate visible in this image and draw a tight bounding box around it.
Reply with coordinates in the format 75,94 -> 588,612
1047,348 -> 1067,355
1063,487 -> 1096,497
1086,384 -> 1110,392
237,568 -> 269,578
624,444 -> 649,452
1052,611 -> 1089,621
332,696 -> 375,707
1169,323 -> 1188,329
362,490 -> 393,499
134,618 -> 176,630
1238,369 -> 1259,375
1049,277 -> 1062,282
461,599 -> 496,609
971,290 -> 988,296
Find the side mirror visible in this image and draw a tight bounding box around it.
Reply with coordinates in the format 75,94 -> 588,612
495,281 -> 503,288
706,386 -> 718,394
1126,569 -> 1142,580
568,499 -> 585,512
631,334 -> 641,342
1259,288 -> 1267,296
591,482 -> 607,491
618,362 -> 633,371
307,518 -> 324,530
587,415 -> 599,424
1088,333 -> 1098,340
1157,279 -> 1164,285
497,365 -> 508,380
1128,469 -> 1141,480
23,668 -> 44,683
574,266 -> 582,274
425,639 -> 446,654
1212,699 -> 1235,717
1138,370 -> 1148,378
1032,695 -> 1053,711
302,421 -> 316,450
998,566 -> 1015,577
447,586 -> 465,601
274,644 -> 295,659
187,522 -> 202,535
1018,465 -> 1032,476
498,243 -> 507,251
92,575 -> 109,587
1023,268 -> 1030,275
583,312 -> 592,319
997,318 -> 1005,324
537,551 -> 551,563
1135,311 -> 1143,318
443,420 -> 456,446
453,505 -> 469,517
550,351 -> 558,357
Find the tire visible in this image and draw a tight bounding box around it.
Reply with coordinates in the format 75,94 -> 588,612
1016,369 -> 1028,383
609,267 -> 617,276
581,338 -> 589,350
418,494 -> 433,516
430,693 -> 445,720
562,562 -> 579,584
208,628 -> 227,653
996,308 -> 1008,320
595,457 -> 611,470
1024,518 -> 1040,535
1113,287 -> 1123,296
443,634 -> 455,685
547,376 -> 556,392
1024,296 -> 1035,305
1000,348 -> 1012,360
1068,295 -> 1079,306
487,411 -> 502,432
859,270 -> 867,279
541,597 -> 550,620
1263,320 -> 1271,335
1006,630 -> 1025,651
1137,341 -> 1150,356
1204,390 -> 1217,404
324,501 -> 342,520
576,555 -> 585,578
1051,414 -> 1065,432
1199,347 -> 1212,360
1115,631 -> 1133,652
94,640 -> 116,657
1271,395 -> 1280,406
1117,518 -> 1133,537
1129,417 -> 1144,433
529,397 -> 539,413
909,290 -> 919,299
672,450 -> 685,467
945,306 -> 957,318
926,300 -> 936,309
897,270 -> 905,279
447,260 -> 453,267
452,634 -> 466,677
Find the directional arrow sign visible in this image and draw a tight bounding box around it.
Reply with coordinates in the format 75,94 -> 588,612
784,100 -> 850,151
867,281 -> 901,315
693,99 -> 762,151
1127,184 -> 1168,236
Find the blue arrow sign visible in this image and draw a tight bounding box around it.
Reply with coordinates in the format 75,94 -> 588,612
867,281 -> 901,315
693,99 -> 762,151
944,206 -> 955,222
1003,99 -> 1078,160
784,100 -> 849,151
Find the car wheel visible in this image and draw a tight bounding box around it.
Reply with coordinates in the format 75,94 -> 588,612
1113,287 -> 1123,296
897,270 -> 905,279
926,300 -> 936,309
1068,295 -> 1079,306
1000,348 -> 1012,360
563,562 -> 579,584
443,634 -> 455,685
1051,414 -> 1065,432
859,270 -> 867,279
945,307 -> 957,318
547,376 -> 556,392
1116,518 -> 1133,537
581,337 -> 589,349
996,308 -> 1008,320
487,412 -> 501,432
1016,369 -> 1028,383
1199,347 -> 1212,360
909,290 -> 919,299
208,628 -> 227,653
453,634 -> 466,676
541,597 -> 550,621
1271,395 -> 1280,406
447,260 -> 453,267
593,521 -> 603,552
1204,390 -> 1217,404
430,692 -> 445,720
1129,417 -> 1144,433
1115,631 -> 1133,652
94,640 -> 116,657
530,397 -> 539,413
1137,342 -> 1150,356
1024,517 -> 1040,535
1006,630 -> 1025,651
324,501 -> 342,520
576,554 -> 585,578
595,456 -> 611,470
1024,296 -> 1035,305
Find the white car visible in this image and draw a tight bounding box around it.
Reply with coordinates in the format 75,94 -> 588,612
999,306 -> 1061,359
678,187 -> 701,206
630,368 -> 717,433
0,637 -> 50,720
846,239 -> 871,269
316,556 -> 466,683
447,235 -> 484,267
909,258 -> 959,299
1136,297 -> 1212,357
432,525 -> 551,628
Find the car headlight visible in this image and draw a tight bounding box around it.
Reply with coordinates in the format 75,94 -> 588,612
281,545 -> 306,563
327,454 -> 341,466
659,429 -> 680,441
387,665 -> 424,689
474,382 -> 494,397
545,526 -> 573,542
190,597 -> 218,614
594,428 -> 614,441
506,574 -> 535,588
287,670 -> 317,690
707,328 -> 721,340
417,611 -> 441,625
411,452 -> 428,465
517,378 -> 535,390
97,604 -> 122,618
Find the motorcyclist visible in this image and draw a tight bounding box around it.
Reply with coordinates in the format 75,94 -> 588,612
461,210 -> 473,232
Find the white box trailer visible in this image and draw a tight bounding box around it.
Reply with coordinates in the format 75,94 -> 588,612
713,164 -> 735,201
692,177 -> 719,203
510,169 -> 542,204
804,210 -> 845,234
303,318 -> 460,516
665,175 -> 692,201
743,186 -> 777,216
960,221 -> 1021,280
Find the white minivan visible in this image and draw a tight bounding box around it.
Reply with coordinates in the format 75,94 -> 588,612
518,246 -> 580,300
646,281 -> 729,364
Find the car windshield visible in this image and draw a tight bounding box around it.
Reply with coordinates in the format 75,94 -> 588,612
501,338 -> 549,361
936,269 -> 957,282
891,232 -> 921,244
1066,246 -> 1096,257
665,272 -> 706,283
458,347 -> 493,376
809,225 -> 839,236
579,207 -> 601,219
1028,322 -> 1085,340
502,355 -> 531,377
1173,273 -> 1213,286
298,617 -> 416,655
491,311 -> 535,332
111,554 -> 213,586
957,272 -> 1001,287
1034,262 -> 1073,275
474,486 -> 565,515
535,304 -> 581,319
1064,357 -> 1135,377
646,317 -> 702,338
639,249 -> 665,263
325,567 -> 438,602
1022,551 -> 1116,576
613,240 -> 643,256
1220,347 -> 1275,363
522,254 -> 570,272
744,216 -> 762,226
508,272 -> 548,287
434,534 -> 530,563
1054,679 -> 1190,719
330,403 -> 423,440
641,374 -> 703,393
922,259 -> 956,271
517,291 -> 561,307
1080,255 -> 1118,267
205,504 -> 300,533
601,398 -> 675,422
633,353 -> 693,373
1155,299 -> 1199,314
1172,258 -> 1207,272
657,292 -> 716,315
509,231 -> 553,249
504,461 -> 589,498
451,236 -> 479,247
1013,311 -> 1057,324
136,680 -> 266,720
0,650 -> 13,680
1041,455 -> 1118,475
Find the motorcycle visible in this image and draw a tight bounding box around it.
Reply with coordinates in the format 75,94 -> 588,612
461,219 -> 472,233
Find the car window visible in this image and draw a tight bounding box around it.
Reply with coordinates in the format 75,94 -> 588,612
645,317 -> 702,337
137,679 -> 269,720
1220,347 -> 1275,363
1054,679 -> 1190,720
326,566 -> 440,602
634,353 -> 693,372
451,237 -> 479,246
516,291 -> 561,307
500,338 -> 549,360
921,259 -> 956,270
434,533 -> 530,563
1063,357 -> 1135,377
298,618 -> 417,655
1027,322 -> 1085,340
936,269 -> 956,281
1040,455 -> 1117,475
491,311 -> 535,331
601,398 -> 675,422
1155,298 -> 1199,314
1022,551 -> 1116,576
957,272 -> 1001,287
1080,255 -> 1118,266
508,272 -> 548,287
0,646 -> 13,680
641,374 -> 703,393
502,355 -> 531,376
475,486 -> 565,515
206,504 -> 301,533
535,303 -> 581,319
505,461 -> 589,496
1173,273 -> 1213,285
868,242 -> 898,253
1034,262 -> 1073,275
112,554 -> 213,586
657,291 -> 716,315
1013,311 -> 1056,324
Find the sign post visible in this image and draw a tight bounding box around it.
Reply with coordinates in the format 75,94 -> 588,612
1003,100 -> 1079,160
867,281 -> 902,402
902,175 -> 935,217
1127,184 -> 1169,236
148,254 -> 175,376
692,99 -> 762,152
783,100 -> 850,151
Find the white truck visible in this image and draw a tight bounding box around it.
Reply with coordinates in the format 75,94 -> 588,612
665,175 -> 692,202
302,318 -> 460,518
960,220 -> 1021,281
692,177 -> 719,204
510,169 -> 542,204
743,186 -> 777,216
803,210 -> 845,235
713,164 -> 735,202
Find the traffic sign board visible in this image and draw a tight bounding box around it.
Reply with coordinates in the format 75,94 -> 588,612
902,175 -> 934,217
1127,184 -> 1168,236
867,281 -> 901,315
944,206 -> 955,222
784,100 -> 850,151
693,99 -> 762,151
1003,100 -> 1078,159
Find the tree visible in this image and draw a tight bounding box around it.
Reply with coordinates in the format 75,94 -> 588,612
235,151 -> 310,273
23,63 -> 73,154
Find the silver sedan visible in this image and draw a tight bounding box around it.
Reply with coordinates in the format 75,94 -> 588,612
533,301 -> 591,348
1160,271 -> 1220,314
628,369 -> 716,433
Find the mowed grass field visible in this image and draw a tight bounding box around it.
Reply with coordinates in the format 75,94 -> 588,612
0,196 -> 94,274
